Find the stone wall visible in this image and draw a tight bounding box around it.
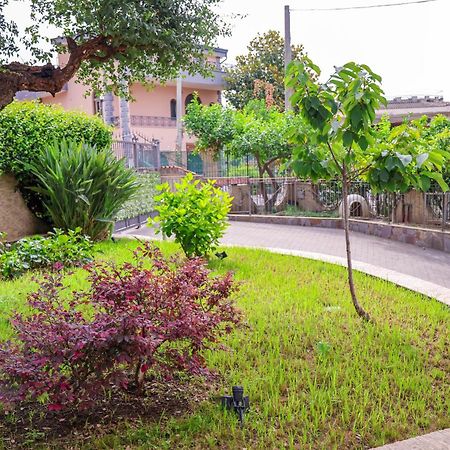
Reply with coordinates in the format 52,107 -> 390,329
0,174 -> 47,241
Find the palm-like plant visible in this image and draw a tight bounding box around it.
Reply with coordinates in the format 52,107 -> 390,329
27,140 -> 139,240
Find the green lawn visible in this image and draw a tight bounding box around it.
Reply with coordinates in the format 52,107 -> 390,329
0,239 -> 448,449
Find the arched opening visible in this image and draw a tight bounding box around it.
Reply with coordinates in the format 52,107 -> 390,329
170,99 -> 176,119
350,201 -> 362,217
185,94 -> 202,112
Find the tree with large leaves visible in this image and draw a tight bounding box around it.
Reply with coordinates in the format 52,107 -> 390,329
224,30 -> 307,110
0,0 -> 228,109
286,58 -> 449,321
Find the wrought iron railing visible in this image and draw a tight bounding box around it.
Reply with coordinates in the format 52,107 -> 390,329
112,140 -> 161,170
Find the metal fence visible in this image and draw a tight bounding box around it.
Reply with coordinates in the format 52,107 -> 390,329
159,151 -> 263,178
112,140 -> 161,170
213,177 -> 450,230
424,192 -> 450,229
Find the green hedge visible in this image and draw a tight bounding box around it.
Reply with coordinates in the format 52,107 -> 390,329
0,101 -> 113,176
115,172 -> 161,221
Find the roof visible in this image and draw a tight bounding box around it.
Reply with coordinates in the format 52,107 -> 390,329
376,95 -> 450,123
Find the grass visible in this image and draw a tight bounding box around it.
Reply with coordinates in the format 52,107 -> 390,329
277,205 -> 339,218
0,239 -> 449,449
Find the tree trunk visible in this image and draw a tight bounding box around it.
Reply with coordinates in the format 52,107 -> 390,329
265,164 -> 281,212
256,159 -> 269,213
342,169 -> 371,321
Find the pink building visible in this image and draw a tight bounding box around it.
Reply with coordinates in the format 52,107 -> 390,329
22,48 -> 228,173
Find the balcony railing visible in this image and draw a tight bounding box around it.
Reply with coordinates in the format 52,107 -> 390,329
113,115 -> 177,128
131,115 -> 177,128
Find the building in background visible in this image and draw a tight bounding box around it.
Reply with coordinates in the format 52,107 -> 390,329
17,47 -> 228,173
376,95 -> 450,124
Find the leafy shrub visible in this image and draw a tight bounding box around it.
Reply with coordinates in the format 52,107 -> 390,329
149,173 -> 232,258
0,101 -> 112,176
114,172 -> 161,221
0,101 -> 113,217
27,140 -> 139,241
0,243 -> 239,410
0,228 -> 93,279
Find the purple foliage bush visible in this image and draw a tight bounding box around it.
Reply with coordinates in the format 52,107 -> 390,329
0,243 -> 239,411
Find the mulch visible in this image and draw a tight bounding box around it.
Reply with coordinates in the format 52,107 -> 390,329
0,377 -> 216,449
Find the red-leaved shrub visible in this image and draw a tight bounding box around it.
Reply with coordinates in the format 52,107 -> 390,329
0,243 -> 239,411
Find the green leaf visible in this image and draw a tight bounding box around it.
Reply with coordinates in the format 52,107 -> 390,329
343,130 -> 353,147
397,153 -> 413,167
358,135 -> 368,150
416,152 -> 429,168
379,169 -> 389,183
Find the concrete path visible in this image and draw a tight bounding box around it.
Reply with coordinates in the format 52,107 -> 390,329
372,428 -> 450,449
118,221 -> 450,306
118,221 -> 450,448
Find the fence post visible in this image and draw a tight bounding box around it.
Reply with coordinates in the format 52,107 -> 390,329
132,140 -> 138,168
248,178 -> 252,216
442,192 -> 447,232
154,140 -> 161,171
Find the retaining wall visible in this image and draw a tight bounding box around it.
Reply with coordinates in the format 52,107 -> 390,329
0,174 -> 47,241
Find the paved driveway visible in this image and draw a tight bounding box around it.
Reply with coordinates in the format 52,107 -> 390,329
119,221 -> 450,290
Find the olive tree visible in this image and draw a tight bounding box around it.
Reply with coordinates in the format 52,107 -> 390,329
286,58 -> 449,321
0,0 -> 228,109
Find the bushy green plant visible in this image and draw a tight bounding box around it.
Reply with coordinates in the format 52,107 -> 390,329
0,101 -> 113,216
114,172 -> 161,221
0,228 -> 93,279
27,140 -> 139,241
0,101 -> 112,176
149,173 -> 232,258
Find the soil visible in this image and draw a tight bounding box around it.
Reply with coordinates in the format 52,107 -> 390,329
0,377 -> 215,449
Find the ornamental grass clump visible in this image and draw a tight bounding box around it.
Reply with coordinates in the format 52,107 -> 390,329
27,140 -> 139,240
0,243 -> 239,411
149,173 -> 232,258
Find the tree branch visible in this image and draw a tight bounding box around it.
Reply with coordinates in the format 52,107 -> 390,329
326,141 -> 344,173
0,35 -> 129,110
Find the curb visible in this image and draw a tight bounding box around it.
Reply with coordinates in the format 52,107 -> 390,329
115,233 -> 450,308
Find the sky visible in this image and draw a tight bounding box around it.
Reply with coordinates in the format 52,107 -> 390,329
4,0 -> 450,100
216,0 -> 450,100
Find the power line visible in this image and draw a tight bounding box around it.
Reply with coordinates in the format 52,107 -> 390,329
290,0 -> 439,12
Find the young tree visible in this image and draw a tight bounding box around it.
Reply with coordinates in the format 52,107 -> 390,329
224,30 -> 307,110
0,0 -> 228,109
286,58 -> 449,321
184,98 -> 297,180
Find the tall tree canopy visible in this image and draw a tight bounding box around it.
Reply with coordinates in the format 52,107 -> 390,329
0,0 -> 228,109
224,30 -> 307,110
184,98 -> 302,178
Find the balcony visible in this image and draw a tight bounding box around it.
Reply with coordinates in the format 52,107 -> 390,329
178,69 -> 226,89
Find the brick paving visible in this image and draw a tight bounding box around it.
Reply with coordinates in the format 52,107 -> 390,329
118,221 -> 450,448
120,220 -> 450,290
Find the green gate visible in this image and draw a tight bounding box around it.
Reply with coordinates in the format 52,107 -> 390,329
187,152 -> 204,174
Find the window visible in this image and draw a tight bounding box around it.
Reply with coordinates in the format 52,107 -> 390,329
170,99 -> 176,119
93,96 -> 103,117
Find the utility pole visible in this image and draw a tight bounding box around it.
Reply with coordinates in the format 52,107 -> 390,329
284,4 -> 293,111
175,75 -> 183,165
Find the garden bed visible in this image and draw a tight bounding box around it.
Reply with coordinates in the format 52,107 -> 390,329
0,239 -> 448,449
